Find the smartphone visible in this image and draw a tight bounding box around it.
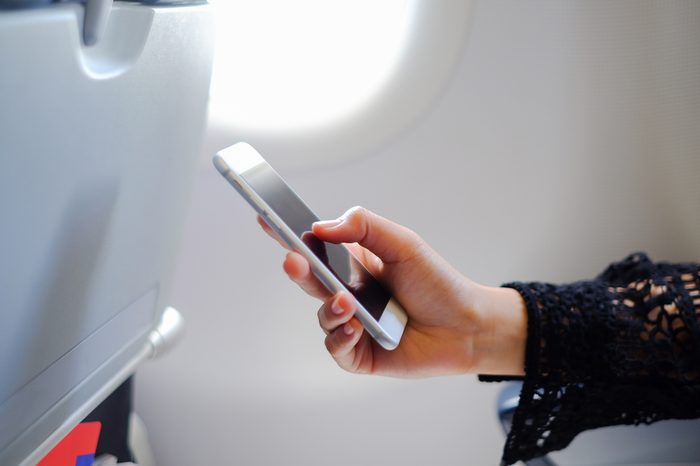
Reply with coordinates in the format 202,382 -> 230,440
213,142 -> 407,350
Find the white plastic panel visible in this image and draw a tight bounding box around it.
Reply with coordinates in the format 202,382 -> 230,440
0,3 -> 213,464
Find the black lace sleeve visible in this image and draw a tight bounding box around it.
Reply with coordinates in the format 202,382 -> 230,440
491,253 -> 700,465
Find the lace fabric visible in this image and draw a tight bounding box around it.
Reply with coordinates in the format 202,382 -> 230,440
484,253 -> 700,465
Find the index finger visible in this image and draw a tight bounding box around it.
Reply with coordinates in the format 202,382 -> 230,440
257,215 -> 292,251
284,251 -> 332,300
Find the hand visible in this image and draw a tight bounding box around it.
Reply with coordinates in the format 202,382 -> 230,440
258,206 -> 526,378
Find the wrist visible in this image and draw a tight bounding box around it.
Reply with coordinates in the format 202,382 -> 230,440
472,284 -> 527,376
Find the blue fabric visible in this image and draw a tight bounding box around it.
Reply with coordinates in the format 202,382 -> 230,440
75,454 -> 95,466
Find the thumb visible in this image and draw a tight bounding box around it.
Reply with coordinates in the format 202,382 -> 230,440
312,206 -> 421,264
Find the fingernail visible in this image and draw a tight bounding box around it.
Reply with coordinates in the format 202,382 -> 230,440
331,298 -> 344,315
343,323 -> 354,335
313,218 -> 343,229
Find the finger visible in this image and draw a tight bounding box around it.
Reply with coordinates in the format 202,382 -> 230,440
312,206 -> 422,264
283,252 -> 332,300
317,292 -> 355,334
324,318 -> 364,370
257,215 -> 291,250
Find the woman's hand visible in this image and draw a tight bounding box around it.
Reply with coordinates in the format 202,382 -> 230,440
258,206 -> 527,378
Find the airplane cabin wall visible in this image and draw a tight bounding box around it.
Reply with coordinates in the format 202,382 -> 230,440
135,1 -> 700,465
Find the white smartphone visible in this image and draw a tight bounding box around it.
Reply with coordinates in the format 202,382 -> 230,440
213,142 -> 407,350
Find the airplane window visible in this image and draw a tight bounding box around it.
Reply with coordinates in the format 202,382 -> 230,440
209,0 -> 417,131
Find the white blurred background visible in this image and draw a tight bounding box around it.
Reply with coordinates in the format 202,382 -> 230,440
135,1 -> 700,465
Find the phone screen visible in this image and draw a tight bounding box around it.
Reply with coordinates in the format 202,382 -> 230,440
241,163 -> 390,320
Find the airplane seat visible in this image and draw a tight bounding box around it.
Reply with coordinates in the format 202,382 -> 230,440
0,1 -> 212,464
